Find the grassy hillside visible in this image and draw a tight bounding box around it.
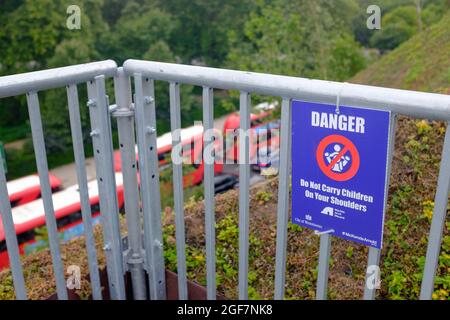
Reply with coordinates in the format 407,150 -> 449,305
348,14 -> 450,300
351,13 -> 450,94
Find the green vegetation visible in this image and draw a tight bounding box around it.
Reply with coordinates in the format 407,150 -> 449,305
352,13 -> 450,93
0,0 -> 449,301
352,0 -> 449,50
0,124 -> 28,144
5,0 -> 448,178
350,13 -> 450,300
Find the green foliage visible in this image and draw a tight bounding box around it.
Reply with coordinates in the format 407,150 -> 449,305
255,190 -> 273,203
370,6 -> 418,51
0,124 -> 28,143
0,273 -> 14,300
162,208 -> 264,299
157,0 -> 256,66
4,141 -> 37,178
352,12 -> 450,92
105,2 -> 173,64
2,0 -> 448,177
227,0 -> 365,81
330,33 -> 368,81
0,0 -> 107,74
353,0 -> 449,50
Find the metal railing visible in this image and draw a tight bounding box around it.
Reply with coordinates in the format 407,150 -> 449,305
0,59 -> 449,300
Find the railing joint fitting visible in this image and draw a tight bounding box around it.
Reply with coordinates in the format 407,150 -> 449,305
87,99 -> 96,108
90,130 -> 100,137
146,126 -> 156,134
144,96 -> 154,105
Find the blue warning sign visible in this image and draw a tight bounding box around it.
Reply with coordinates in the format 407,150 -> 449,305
291,101 -> 391,249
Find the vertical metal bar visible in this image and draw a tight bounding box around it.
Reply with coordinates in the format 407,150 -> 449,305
316,233 -> 332,300
420,121 -> 450,300
169,81 -> 188,300
133,74 -> 166,300
66,84 -> 102,300
26,91 -> 68,300
113,68 -> 147,300
87,77 -> 125,300
364,247 -> 381,299
274,98 -> 292,300
364,113 -> 397,300
203,86 -> 216,300
238,91 -> 251,300
0,160 -> 27,300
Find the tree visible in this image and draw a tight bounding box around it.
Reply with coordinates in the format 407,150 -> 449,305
41,39 -> 95,153
227,0 -> 365,81
102,1 -> 173,64
157,0 -> 257,66
370,6 -> 418,51
0,0 -> 108,152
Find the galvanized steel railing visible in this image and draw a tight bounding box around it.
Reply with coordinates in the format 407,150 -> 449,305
0,59 -> 449,300
0,60 -> 119,300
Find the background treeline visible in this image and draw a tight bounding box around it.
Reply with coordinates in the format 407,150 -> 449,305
0,0 -> 448,178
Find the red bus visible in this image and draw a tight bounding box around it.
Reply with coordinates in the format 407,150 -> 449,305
222,105 -> 280,168
114,124 -> 225,187
0,172 -> 124,270
7,174 -> 62,207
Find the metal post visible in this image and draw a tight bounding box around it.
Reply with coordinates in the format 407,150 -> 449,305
274,98 -> 292,300
0,158 -> 27,300
87,76 -> 125,300
363,114 -> 397,300
133,74 -> 166,300
169,81 -> 188,300
316,233 -> 332,300
238,91 -> 251,300
66,84 -> 102,300
113,68 -> 147,300
203,86 -> 216,300
26,91 -> 68,300
420,121 -> 450,299
364,247 -> 381,299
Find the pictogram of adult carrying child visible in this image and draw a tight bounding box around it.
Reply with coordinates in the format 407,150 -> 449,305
324,144 -> 350,173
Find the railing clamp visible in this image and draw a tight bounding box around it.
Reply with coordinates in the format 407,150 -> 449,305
90,130 -> 100,137
146,126 -> 156,134
154,239 -> 163,249
128,253 -> 144,265
144,96 -> 154,104
108,104 -> 119,113
122,248 -> 146,272
111,107 -> 134,118
87,99 -> 96,108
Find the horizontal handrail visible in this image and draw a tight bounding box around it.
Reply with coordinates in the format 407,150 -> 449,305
0,60 -> 117,98
123,59 -> 450,121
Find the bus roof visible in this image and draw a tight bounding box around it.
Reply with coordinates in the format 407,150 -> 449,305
0,173 -> 123,241
7,174 -> 61,202
155,124 -> 204,153
115,124 -> 206,171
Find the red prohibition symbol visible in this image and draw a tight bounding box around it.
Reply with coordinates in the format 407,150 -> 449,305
316,134 -> 360,181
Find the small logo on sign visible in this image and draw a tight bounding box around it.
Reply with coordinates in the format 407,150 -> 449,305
321,207 -> 334,216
